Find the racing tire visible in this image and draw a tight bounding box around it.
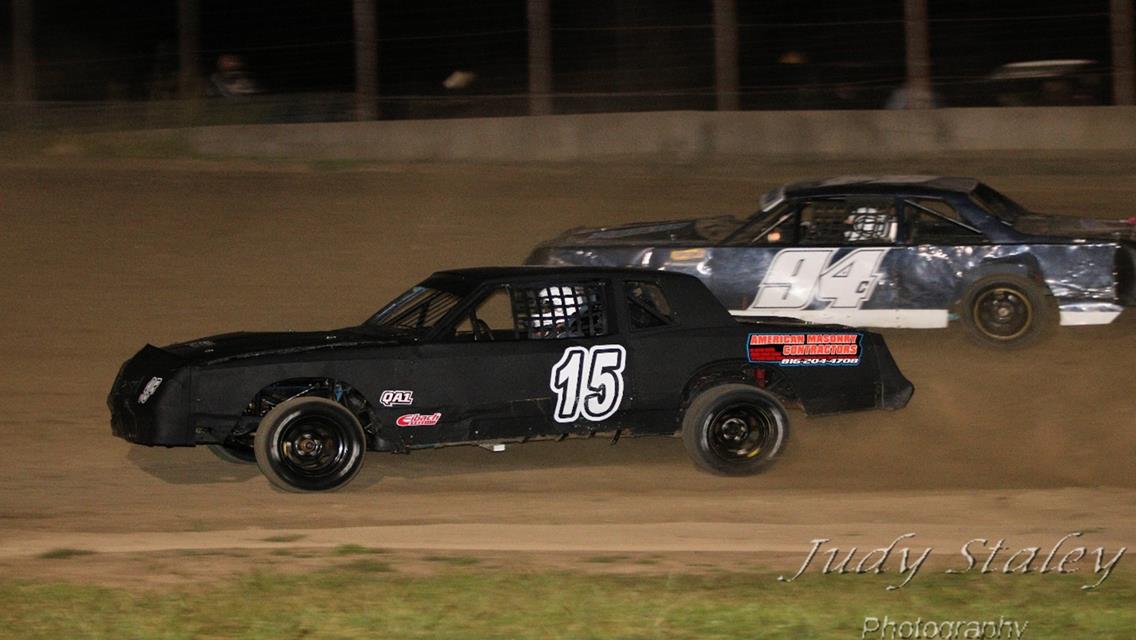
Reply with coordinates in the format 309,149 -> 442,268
681,384 -> 789,476
959,274 -> 1056,349
207,442 -> 256,464
254,397 -> 367,492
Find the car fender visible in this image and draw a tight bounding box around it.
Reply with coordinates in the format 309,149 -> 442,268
953,253 -> 1049,305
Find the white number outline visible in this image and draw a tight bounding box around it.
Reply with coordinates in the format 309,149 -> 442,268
750,248 -> 890,311
550,344 -> 627,423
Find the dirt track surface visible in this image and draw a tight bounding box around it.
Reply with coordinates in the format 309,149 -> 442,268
1,158 -> 1134,581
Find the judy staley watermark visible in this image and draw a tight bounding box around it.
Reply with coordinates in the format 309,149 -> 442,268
862,616 -> 1028,639
778,532 -> 1126,591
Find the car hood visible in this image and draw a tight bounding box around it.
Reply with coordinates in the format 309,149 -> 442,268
546,215 -> 742,246
1013,214 -> 1136,241
160,327 -> 414,365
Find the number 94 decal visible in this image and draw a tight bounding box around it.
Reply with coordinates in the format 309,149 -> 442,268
750,248 -> 889,310
550,345 -> 627,423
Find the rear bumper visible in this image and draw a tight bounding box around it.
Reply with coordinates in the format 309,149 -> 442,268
869,333 -> 914,410
1118,244 -> 1136,306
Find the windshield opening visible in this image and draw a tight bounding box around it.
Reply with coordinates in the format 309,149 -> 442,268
971,184 -> 1026,224
366,286 -> 462,330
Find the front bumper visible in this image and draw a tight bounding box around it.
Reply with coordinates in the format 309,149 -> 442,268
108,345 -> 194,446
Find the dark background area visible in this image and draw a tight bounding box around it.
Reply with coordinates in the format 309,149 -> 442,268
0,0 -> 1121,111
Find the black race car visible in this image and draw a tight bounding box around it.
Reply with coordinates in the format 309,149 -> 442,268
527,176 -> 1136,348
109,267 -> 912,492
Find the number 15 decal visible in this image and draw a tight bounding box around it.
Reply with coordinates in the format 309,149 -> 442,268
550,345 -> 627,423
750,248 -> 890,310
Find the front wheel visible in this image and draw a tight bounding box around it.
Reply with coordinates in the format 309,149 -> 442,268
960,274 -> 1055,349
254,397 -> 367,492
681,384 -> 789,476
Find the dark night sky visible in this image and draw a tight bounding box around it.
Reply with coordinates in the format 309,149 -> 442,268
0,0 -> 1119,104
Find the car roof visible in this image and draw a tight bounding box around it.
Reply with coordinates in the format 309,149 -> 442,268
425,266 -> 736,328
782,175 -> 980,199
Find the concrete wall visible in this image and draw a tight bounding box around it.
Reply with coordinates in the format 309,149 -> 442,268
163,107 -> 1136,162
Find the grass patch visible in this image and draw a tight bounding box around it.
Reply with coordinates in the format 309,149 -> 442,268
422,555 -> 480,566
0,569 -> 1132,639
260,534 -> 305,543
583,555 -> 629,564
340,559 -> 394,573
35,549 -> 95,560
332,544 -> 388,556
176,550 -> 224,557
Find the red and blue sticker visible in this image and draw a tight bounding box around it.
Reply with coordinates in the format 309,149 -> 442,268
747,332 -> 863,366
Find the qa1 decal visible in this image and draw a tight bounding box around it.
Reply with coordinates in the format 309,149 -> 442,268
550,344 -> 627,423
747,333 -> 863,366
748,248 -> 889,311
379,389 -> 414,407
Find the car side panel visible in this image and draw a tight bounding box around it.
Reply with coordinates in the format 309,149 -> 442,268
538,242 -> 1126,329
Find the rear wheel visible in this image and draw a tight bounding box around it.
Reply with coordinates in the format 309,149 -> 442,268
960,274 -> 1055,349
253,397 -> 367,492
681,384 -> 789,476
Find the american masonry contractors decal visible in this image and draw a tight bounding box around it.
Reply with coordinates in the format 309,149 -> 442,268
747,332 -> 863,366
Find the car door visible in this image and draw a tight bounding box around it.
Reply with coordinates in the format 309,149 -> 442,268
615,277 -> 690,435
715,196 -> 905,328
410,280 -> 631,447
891,196 -> 992,328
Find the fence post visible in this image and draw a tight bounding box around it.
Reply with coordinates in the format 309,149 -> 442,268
353,0 -> 379,120
527,0 -> 553,116
12,0 -> 35,101
177,0 -> 200,99
713,0 -> 739,111
903,0 -> 933,108
1112,0 -> 1135,105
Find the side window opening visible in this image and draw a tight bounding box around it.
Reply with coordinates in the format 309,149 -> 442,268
512,282 -> 609,340
799,198 -> 897,245
625,281 -> 674,330
452,286 -> 519,342
739,208 -> 797,245
905,198 -> 984,243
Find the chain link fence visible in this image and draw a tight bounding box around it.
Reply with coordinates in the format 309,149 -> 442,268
1,0 -> 1131,132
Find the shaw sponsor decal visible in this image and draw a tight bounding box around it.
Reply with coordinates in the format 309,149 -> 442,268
395,412 -> 441,427
747,332 -> 863,366
379,389 -> 414,407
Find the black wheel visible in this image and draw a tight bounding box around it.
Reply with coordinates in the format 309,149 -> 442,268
253,397 -> 367,492
681,384 -> 789,476
960,274 -> 1055,349
207,442 -> 256,464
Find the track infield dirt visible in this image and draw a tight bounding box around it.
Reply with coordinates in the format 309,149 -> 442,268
0,157 -> 1133,585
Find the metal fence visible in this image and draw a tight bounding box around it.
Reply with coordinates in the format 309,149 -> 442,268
3,0 -> 1133,132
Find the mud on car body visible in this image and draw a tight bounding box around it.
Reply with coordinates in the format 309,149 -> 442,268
527,176 -> 1136,348
109,267 -> 912,492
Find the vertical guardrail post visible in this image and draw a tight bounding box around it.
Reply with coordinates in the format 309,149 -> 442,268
177,0 -> 200,100
354,0 -> 379,120
713,0 -> 739,111
527,0 -> 553,116
12,0 -> 35,102
1112,0 -> 1135,105
903,0 -> 933,109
